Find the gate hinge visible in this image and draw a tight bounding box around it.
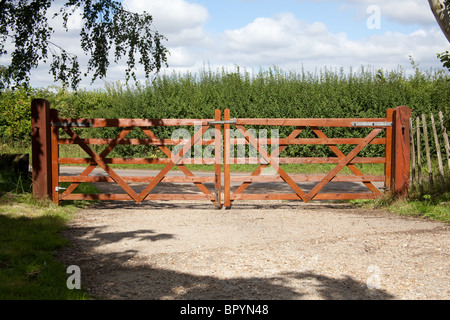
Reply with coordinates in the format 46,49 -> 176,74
55,186 -> 66,192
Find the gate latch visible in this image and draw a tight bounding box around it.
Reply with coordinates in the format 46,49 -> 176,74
207,119 -> 237,125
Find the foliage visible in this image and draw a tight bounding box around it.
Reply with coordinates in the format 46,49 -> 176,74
1,65 -> 450,158
0,85 -> 38,143
438,51 -> 450,71
55,65 -> 450,158
357,177 -> 450,223
0,0 -> 168,90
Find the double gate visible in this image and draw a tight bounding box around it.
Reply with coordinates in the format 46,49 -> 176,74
31,99 -> 411,208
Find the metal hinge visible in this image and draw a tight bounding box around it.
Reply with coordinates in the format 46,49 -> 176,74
55,186 -> 66,192
351,122 -> 392,127
207,119 -> 237,125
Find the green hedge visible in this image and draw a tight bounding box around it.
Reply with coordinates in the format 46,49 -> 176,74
1,66 -> 449,158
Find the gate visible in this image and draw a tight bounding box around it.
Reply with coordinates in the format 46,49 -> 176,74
31,99 -> 411,207
222,107 -> 410,208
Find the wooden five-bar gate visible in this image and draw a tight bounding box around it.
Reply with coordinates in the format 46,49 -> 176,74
31,99 -> 411,208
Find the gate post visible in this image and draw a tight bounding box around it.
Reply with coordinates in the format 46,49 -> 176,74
391,106 -> 412,197
31,99 -> 52,199
224,108 -> 231,208
50,109 -> 60,205
385,108 -> 394,191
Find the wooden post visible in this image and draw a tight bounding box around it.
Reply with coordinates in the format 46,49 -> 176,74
416,116 -> 423,191
391,106 -> 411,196
385,108 -> 394,191
31,99 -> 52,199
409,118 -> 416,186
430,113 -> 445,191
214,109 -> 222,209
422,114 -> 433,186
224,109 -> 231,208
50,109 -> 60,205
439,111 -> 450,171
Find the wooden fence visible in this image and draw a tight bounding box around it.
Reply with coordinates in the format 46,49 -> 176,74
409,111 -> 450,191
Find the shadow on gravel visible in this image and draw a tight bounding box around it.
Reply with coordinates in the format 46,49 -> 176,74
58,223 -> 395,300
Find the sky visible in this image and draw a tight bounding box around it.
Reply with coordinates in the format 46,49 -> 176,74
6,0 -> 450,89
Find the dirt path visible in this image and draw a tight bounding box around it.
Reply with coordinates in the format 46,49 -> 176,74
58,195 -> 449,300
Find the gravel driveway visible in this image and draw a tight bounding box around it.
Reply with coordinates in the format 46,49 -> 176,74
58,168 -> 449,300
58,201 -> 449,300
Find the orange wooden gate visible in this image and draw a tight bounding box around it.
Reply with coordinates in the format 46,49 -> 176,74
222,107 -> 410,208
31,100 -> 222,207
31,100 -> 410,208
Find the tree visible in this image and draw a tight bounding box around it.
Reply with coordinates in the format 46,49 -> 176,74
429,0 -> 450,70
0,0 -> 168,90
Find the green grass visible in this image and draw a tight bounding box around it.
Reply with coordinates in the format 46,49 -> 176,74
353,179 -> 450,223
0,170 -> 96,300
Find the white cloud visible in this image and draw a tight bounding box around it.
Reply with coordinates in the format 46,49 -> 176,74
213,12 -> 448,73
328,0 -> 436,26
122,0 -> 213,70
123,0 -> 210,39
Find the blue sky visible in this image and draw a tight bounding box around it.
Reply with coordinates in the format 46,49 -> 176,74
3,0 -> 448,88
194,0 -> 384,38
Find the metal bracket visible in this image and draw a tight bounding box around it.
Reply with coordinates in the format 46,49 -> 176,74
207,119 -> 237,125
55,186 -> 66,192
351,122 -> 392,127
52,121 -> 94,127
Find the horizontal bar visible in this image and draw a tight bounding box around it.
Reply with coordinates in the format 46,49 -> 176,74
59,176 -> 215,183
275,157 -> 386,164
59,174 -> 383,184
58,157 -> 385,165
235,118 -> 388,127
59,137 -> 385,147
53,118 -> 214,127
53,118 -> 391,128
61,193 -> 215,201
230,138 -> 386,145
231,193 -> 379,200
227,157 -> 386,164
229,175 -> 385,182
59,138 -> 215,145
58,158 -> 217,164
62,192 -> 378,201
312,193 -> 380,200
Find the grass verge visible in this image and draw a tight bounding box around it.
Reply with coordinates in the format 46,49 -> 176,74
353,181 -> 450,223
0,170 -> 95,300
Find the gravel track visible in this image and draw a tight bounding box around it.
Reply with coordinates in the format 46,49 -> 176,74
58,196 -> 449,300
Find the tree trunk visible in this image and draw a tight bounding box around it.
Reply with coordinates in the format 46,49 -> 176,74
429,0 -> 450,43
